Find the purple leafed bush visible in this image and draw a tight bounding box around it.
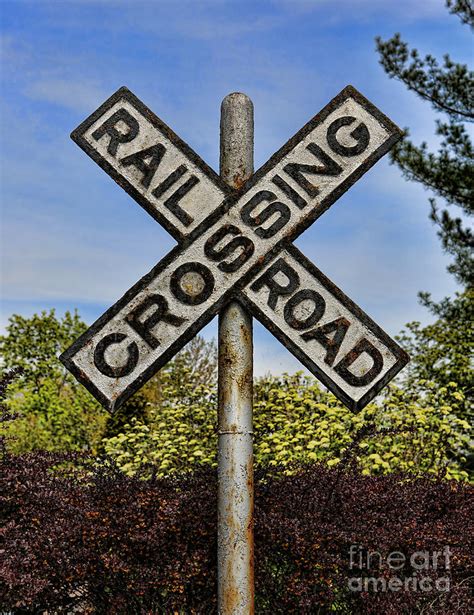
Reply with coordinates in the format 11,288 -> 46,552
1,371 -> 473,614
1,455 -> 473,614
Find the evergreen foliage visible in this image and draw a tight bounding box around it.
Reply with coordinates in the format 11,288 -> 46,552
376,1 -> 473,287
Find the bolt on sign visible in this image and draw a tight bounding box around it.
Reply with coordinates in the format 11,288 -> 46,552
60,86 -> 409,412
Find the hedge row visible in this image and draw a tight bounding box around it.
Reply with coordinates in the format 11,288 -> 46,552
1,451 -> 472,614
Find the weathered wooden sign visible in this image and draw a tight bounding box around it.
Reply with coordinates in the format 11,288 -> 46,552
70,88 -> 228,241
60,86 -> 409,412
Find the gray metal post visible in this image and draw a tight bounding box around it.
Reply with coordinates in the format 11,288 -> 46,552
218,93 -> 254,614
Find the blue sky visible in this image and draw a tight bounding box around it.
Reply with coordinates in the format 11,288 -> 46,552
1,0 -> 471,375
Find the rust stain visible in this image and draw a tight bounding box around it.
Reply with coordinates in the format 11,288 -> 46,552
232,171 -> 246,190
246,455 -> 255,613
223,555 -> 240,613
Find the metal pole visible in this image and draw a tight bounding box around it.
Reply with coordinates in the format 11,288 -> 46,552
218,93 -> 254,615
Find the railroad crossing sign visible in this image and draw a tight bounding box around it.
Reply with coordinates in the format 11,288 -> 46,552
60,86 -> 409,412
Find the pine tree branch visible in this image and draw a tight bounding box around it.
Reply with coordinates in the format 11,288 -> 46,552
447,0 -> 474,27
390,137 -> 473,211
375,34 -> 474,122
430,199 -> 474,287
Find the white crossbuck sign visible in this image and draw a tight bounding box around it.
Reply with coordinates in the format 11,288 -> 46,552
60,86 -> 409,412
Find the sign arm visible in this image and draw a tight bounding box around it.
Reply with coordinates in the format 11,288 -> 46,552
240,243 -> 409,411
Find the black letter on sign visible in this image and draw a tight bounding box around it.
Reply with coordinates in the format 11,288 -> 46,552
327,116 -> 370,157
152,165 -> 186,198
250,258 -> 299,310
241,190 -> 291,239
170,262 -> 215,305
284,289 -> 326,330
283,143 -> 342,198
91,109 -> 139,157
204,224 -> 255,273
120,144 -> 166,189
271,175 -> 307,209
151,166 -> 199,227
94,332 -> 139,378
335,338 -> 383,386
302,316 -> 350,366
125,294 -> 186,350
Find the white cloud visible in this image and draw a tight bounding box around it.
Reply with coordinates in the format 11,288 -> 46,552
25,78 -> 109,113
172,12 -> 284,41
272,0 -> 447,23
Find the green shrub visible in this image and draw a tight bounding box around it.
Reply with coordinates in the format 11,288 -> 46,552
103,372 -> 471,481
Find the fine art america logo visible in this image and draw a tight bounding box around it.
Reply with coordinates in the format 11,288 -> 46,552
348,545 -> 452,593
